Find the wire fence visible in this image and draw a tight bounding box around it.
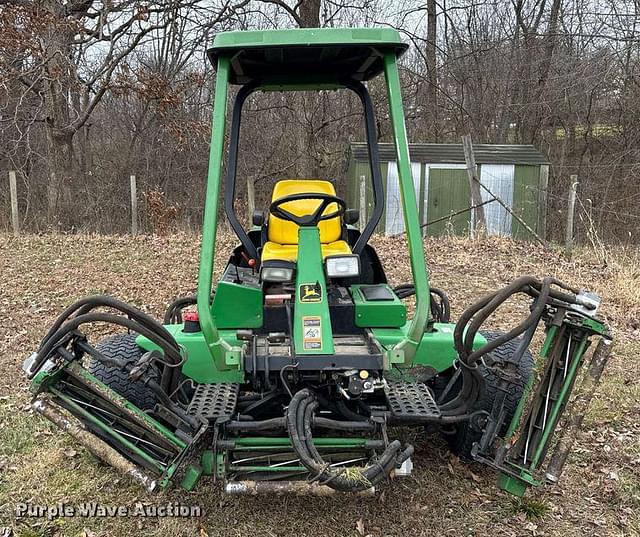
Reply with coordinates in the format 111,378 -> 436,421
2,167 -> 640,248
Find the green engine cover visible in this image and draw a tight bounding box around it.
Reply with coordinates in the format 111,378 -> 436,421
350,284 -> 407,328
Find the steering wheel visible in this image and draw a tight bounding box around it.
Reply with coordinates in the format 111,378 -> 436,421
269,193 -> 347,227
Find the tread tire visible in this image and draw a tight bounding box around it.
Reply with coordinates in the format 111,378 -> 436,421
447,330 -> 535,459
88,333 -> 158,410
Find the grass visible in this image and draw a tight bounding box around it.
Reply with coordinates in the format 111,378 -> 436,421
509,497 -> 551,520
0,232 -> 638,536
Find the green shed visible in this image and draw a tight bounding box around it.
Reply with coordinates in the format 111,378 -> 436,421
346,143 -> 549,239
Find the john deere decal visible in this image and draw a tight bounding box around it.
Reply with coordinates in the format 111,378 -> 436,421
299,282 -> 322,303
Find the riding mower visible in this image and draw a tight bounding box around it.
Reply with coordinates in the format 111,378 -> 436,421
23,28 -> 612,496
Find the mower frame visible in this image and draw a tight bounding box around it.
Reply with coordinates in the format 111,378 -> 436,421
24,27 -> 612,499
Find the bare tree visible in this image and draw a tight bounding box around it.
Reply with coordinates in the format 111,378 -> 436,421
1,0 -> 639,244
0,0 -> 240,225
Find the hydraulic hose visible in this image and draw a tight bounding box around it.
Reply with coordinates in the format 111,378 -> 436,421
454,276 -> 579,367
394,285 -> 451,323
40,295 -> 178,357
286,389 -> 413,492
36,312 -> 182,369
32,295 -> 184,397
442,276 -> 581,419
164,295 -> 197,324
163,293 -> 216,324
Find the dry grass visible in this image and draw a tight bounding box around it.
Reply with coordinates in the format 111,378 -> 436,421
0,232 -> 638,537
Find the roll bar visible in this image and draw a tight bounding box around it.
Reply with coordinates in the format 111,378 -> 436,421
198,52 -> 430,371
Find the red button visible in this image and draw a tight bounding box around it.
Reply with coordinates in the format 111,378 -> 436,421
183,310 -> 199,322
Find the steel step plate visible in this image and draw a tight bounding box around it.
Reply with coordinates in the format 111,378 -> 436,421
187,383 -> 239,421
384,382 -> 441,421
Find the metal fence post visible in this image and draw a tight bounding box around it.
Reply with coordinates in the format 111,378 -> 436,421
9,170 -> 19,235
565,176 -> 579,256
130,175 -> 138,235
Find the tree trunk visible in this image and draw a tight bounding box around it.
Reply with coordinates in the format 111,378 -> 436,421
425,0 -> 438,141
294,0 -> 321,176
298,0 -> 321,28
45,128 -> 76,226
41,0 -> 79,226
517,0 -> 562,142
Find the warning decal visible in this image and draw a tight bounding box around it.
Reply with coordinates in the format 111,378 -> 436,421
302,316 -> 322,350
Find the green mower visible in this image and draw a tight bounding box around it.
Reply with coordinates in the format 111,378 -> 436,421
24,28 -> 612,496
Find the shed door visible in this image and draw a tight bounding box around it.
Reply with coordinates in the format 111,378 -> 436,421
512,165 -> 540,240
479,164 -> 514,236
384,161 -> 421,235
425,166 -> 471,237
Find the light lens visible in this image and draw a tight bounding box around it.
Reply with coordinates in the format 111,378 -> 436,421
325,255 -> 360,278
260,266 -> 294,282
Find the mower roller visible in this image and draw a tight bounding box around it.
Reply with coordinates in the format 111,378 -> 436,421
24,28 -> 612,497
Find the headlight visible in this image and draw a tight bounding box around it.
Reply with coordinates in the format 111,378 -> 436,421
325,255 -> 360,278
260,265 -> 294,282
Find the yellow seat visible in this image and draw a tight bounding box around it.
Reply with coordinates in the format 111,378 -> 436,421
261,179 -> 352,263
262,240 -> 352,263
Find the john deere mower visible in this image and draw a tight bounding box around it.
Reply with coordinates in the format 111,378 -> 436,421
24,28 -> 612,496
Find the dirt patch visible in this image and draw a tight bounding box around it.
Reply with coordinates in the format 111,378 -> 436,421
0,233 -> 638,536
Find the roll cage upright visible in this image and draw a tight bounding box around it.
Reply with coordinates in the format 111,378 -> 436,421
196,29 -> 431,371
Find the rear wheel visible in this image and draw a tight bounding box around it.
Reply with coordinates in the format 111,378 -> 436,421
88,333 -> 158,410
446,330 -> 535,459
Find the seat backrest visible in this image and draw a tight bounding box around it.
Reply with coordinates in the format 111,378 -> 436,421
267,179 -> 342,245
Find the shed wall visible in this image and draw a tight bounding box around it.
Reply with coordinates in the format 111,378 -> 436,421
347,152 -> 545,239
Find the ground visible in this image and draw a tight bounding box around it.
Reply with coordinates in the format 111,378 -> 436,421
0,232 -> 638,537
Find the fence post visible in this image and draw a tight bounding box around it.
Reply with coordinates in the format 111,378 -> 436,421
461,134 -> 486,237
537,164 -> 549,239
9,170 -> 19,236
130,175 -> 138,235
565,176 -> 579,256
359,175 -> 367,232
246,177 -> 255,222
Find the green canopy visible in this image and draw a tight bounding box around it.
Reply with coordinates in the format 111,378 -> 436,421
207,28 -> 408,86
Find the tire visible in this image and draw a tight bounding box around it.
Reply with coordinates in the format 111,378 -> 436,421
88,333 -> 158,410
447,330 -> 535,459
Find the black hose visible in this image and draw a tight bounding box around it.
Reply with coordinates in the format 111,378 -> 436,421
430,287 -> 451,323
334,400 -> 370,422
455,276 -> 536,362
286,389 -> 412,492
313,417 -> 375,431
40,295 -> 178,355
144,379 -> 200,430
393,285 -> 451,323
225,418 -> 286,431
163,295 -> 197,324
163,293 -> 216,325
439,366 -> 484,415
33,295 -> 184,398
453,276 -> 572,366
36,312 -> 182,371
465,278 -> 551,364
441,275 -> 581,418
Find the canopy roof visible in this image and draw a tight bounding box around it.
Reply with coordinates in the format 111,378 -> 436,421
207,28 -> 408,86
